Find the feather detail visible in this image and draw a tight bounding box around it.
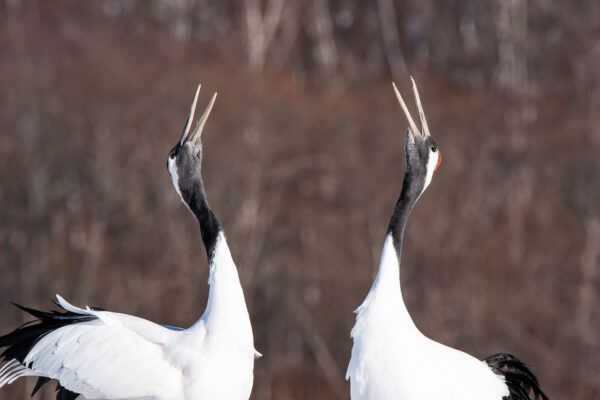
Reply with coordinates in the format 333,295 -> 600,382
485,353 -> 549,400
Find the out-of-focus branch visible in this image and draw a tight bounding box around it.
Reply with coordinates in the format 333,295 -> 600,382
309,0 -> 339,85
377,0 -> 408,83
290,298 -> 346,400
73,217 -> 106,302
245,0 -> 286,70
577,213 -> 599,345
495,0 -> 528,95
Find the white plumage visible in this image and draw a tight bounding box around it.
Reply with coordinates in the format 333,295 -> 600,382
0,232 -> 257,400
346,79 -> 546,400
347,236 -> 509,400
0,86 -> 258,400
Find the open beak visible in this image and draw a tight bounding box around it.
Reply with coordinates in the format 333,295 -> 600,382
179,84 -> 218,145
179,84 -> 201,144
392,77 -> 431,139
188,92 -> 217,145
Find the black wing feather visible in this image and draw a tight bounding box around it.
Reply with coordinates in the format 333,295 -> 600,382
0,302 -> 96,364
485,353 -> 549,400
0,300 -> 99,400
31,377 -> 50,396
55,381 -> 80,400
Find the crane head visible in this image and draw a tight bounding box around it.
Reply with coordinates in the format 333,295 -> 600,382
392,78 -> 441,193
167,84 -> 217,198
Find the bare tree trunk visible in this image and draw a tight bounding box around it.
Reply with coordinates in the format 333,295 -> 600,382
495,0 -> 532,266
377,0 -> 408,82
577,214 -> 600,344
234,115 -> 269,287
73,217 -> 106,302
291,299 -> 346,400
270,1 -> 301,72
495,0 -> 528,95
309,0 -> 340,86
154,0 -> 196,42
244,0 -> 286,70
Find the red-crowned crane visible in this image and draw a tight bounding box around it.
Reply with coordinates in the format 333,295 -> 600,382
346,78 -> 548,400
0,85 -> 260,400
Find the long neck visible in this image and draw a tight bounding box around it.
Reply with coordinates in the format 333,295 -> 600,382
181,179 -> 252,338
386,169 -> 423,260
180,178 -> 222,261
199,232 -> 253,337
365,170 -> 424,333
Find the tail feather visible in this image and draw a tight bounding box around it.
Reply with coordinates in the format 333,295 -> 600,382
0,299 -> 97,399
30,377 -> 79,400
485,353 -> 549,400
0,301 -> 96,364
31,376 -> 50,396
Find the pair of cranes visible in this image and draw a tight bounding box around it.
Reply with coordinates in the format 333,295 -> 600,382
0,80 -> 548,400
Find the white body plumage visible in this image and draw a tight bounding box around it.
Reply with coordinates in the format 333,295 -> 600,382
347,80 -> 515,400
346,235 -> 509,400
0,233 -> 257,400
0,85 -> 259,400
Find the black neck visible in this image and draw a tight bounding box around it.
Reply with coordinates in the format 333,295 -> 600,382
386,169 -> 424,259
180,179 -> 222,261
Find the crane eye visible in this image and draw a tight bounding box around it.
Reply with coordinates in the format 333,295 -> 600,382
430,145 -> 437,152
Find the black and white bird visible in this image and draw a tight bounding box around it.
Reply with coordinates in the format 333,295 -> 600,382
0,85 -> 259,400
346,79 -> 548,400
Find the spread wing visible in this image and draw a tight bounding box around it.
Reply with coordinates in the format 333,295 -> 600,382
0,295 -> 184,400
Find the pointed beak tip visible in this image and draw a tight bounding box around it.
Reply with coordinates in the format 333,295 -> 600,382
179,83 -> 204,144
188,92 -> 218,144
393,80 -> 422,139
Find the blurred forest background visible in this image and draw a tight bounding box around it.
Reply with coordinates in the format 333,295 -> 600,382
1,0 -> 599,399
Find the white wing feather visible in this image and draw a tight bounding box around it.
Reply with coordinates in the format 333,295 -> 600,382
23,296 -> 184,399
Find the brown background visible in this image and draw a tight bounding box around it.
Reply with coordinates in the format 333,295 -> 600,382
1,1 -> 599,399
